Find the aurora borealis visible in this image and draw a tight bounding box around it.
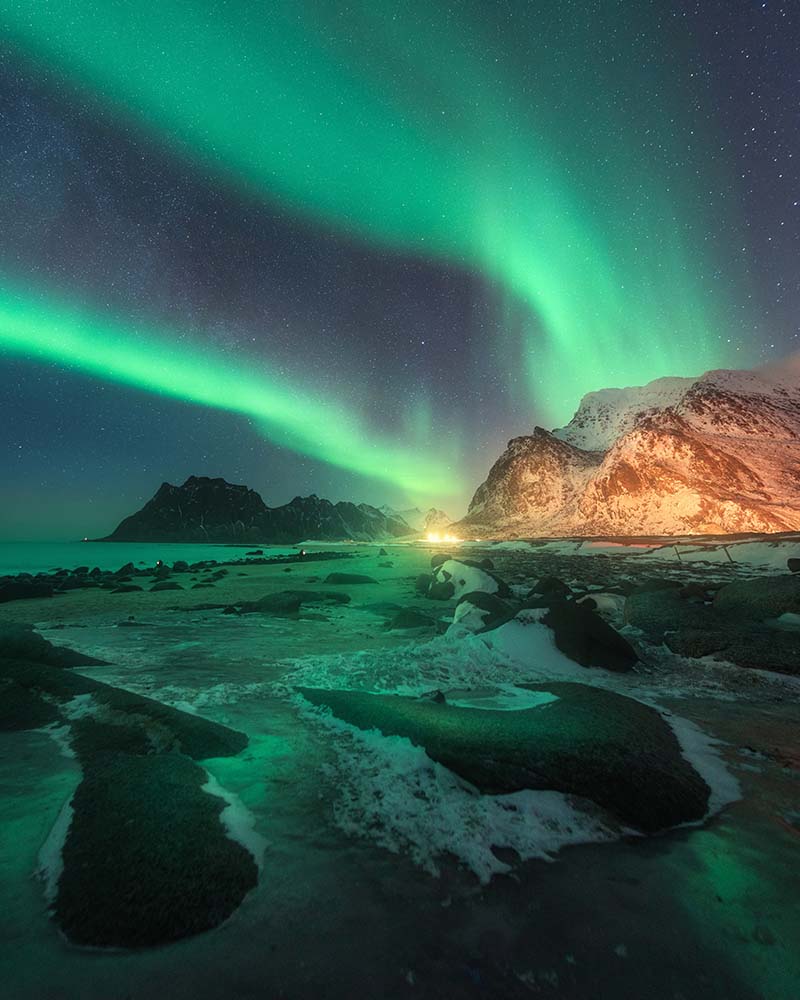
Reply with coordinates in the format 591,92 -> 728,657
1,1 -> 797,536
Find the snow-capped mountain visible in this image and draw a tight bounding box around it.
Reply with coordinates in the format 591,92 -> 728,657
379,505 -> 453,535
458,365 -> 800,537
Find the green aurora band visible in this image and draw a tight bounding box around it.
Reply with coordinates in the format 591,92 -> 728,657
0,280 -> 460,497
0,1 -> 750,455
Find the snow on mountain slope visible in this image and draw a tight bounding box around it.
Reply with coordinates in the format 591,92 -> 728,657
459,364 -> 800,537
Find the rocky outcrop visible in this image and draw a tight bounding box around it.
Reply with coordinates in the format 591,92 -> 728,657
297,684 -> 711,832
102,476 -> 413,543
458,366 -> 800,537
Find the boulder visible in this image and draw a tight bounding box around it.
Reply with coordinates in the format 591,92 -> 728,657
0,623 -> 109,668
632,579 -> 684,594
453,593 -> 514,634
0,580 -> 54,604
428,580 -> 455,601
296,684 -> 710,832
1,659 -> 247,758
433,559 -> 510,599
172,560 -> 189,573
541,601 -> 638,672
528,576 -> 571,599
387,609 -> 438,630
111,584 -> 143,594
150,581 -> 184,592
713,575 -> 800,621
624,587 -> 711,639
788,558 -> 800,573
54,751 -> 258,947
324,573 -> 378,585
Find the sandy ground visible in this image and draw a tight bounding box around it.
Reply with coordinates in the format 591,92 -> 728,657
1,541 -> 799,1000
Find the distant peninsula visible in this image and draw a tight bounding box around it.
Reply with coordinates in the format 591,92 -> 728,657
99,476 -> 428,544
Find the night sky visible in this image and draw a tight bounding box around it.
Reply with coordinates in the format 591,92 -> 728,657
1,1 -> 798,539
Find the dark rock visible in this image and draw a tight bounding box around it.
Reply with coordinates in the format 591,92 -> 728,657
0,623 -> 109,668
387,609 -> 438,630
0,679 -> 61,730
55,751 -> 258,947
788,558 -> 800,573
715,628 -> 800,676
378,561 -> 394,568
116,562 -> 135,576
428,580 -> 456,601
152,565 -> 172,580
542,601 -> 638,672
238,590 -> 351,614
0,580 -> 54,604
150,581 -> 184,592
529,576 -> 571,598
324,573 -> 378,585
191,583 -> 215,589
297,684 -> 710,832
665,629 -> 733,659
172,560 -> 189,573
713,575 -> 800,621
624,588 -> 711,639
633,578 -> 684,594
454,593 -> 514,633
72,566 -> 89,576
89,567 -> 102,577
430,553 -> 452,570
679,583 -> 711,603
239,592 -> 302,614
1,659 -> 247,759
246,550 -> 264,555
111,585 -> 143,594
378,548 -> 388,556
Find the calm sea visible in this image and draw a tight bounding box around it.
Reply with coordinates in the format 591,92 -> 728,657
0,541 -> 310,576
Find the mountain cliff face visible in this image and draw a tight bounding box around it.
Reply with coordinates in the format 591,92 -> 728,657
458,366 -> 800,537
103,476 -> 413,543
379,506 -> 453,535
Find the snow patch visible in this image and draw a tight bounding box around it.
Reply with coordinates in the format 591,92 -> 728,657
309,715 -> 620,883
36,796 -> 74,903
202,773 -> 267,870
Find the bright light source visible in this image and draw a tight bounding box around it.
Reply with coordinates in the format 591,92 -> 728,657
426,531 -> 461,543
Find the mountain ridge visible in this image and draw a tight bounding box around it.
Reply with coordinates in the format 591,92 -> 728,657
458,364 -> 800,537
100,476 -> 414,543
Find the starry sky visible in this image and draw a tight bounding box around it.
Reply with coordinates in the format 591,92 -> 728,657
0,1 -> 798,539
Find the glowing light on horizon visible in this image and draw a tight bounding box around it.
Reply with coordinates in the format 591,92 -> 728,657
426,531 -> 462,544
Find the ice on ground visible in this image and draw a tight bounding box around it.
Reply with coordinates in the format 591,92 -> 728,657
202,773 -> 268,870
61,694 -> 96,720
310,716 -> 620,883
36,796 -> 74,902
663,713 -> 741,818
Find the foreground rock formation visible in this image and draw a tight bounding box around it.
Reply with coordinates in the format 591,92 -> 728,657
458,366 -> 800,536
297,683 -> 711,832
2,656 -> 255,946
102,475 -> 415,543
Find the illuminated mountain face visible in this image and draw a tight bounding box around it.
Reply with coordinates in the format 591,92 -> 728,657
460,366 -> 800,537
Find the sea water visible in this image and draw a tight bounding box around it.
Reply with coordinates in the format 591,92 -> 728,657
0,540 -> 310,576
